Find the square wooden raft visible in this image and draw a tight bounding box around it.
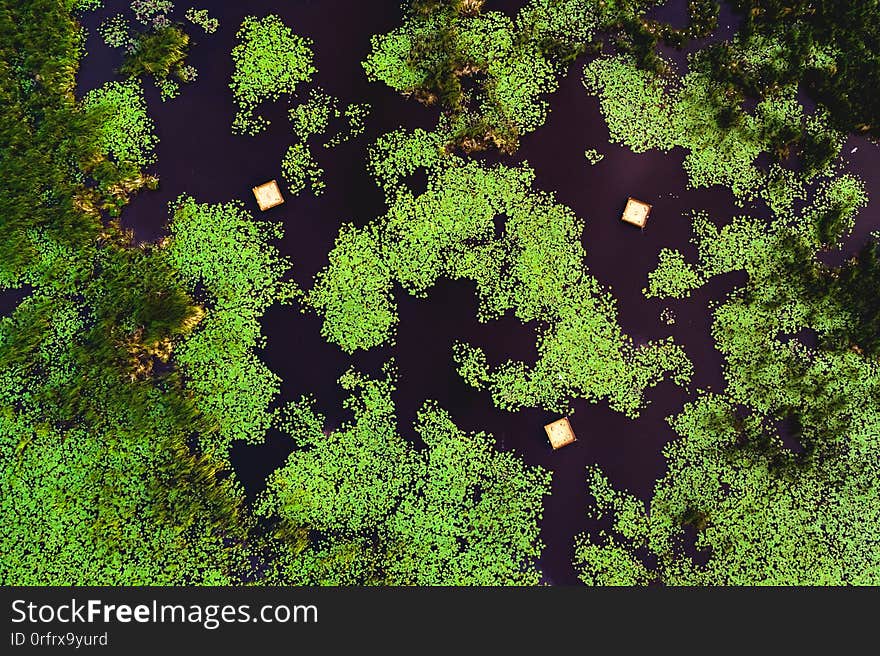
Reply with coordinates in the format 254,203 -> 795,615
621,197 -> 652,228
253,180 -> 284,211
544,417 -> 577,450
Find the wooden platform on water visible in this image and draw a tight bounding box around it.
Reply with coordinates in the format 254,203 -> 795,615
253,180 -> 284,211
544,417 -> 577,450
621,197 -> 652,228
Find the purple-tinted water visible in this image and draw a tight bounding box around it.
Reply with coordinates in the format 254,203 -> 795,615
65,0 -> 880,584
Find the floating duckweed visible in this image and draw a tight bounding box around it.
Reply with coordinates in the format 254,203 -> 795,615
309,148 -> 692,415
583,148 -> 604,165
363,0 -> 597,153
167,196 -> 295,461
98,14 -> 132,50
230,15 -> 316,135
583,52 -> 846,203
289,89 -> 339,142
185,7 -> 218,34
257,366 -> 551,585
281,142 -> 324,196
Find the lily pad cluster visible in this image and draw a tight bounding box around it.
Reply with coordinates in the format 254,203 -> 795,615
230,15 -> 316,135
310,139 -> 692,416
258,367 -> 551,585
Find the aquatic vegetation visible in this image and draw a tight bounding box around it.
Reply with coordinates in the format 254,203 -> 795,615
644,248 -> 704,299
582,55 -> 677,152
185,7 -> 218,34
0,235 -> 248,584
713,1 -> 880,138
343,103 -> 370,138
167,197 -> 295,461
592,0 -> 718,73
156,76 -> 179,101
325,102 -> 372,148
281,143 -> 324,196
0,1 -> 259,584
1,0 -> 147,279
121,25 -> 190,82
583,53 -> 846,204
82,79 -> 157,167
367,127 -> 446,197
308,224 -> 396,351
72,0 -> 103,10
98,14 -> 133,50
576,177 -> 880,584
289,89 -> 338,142
0,286 -> 249,584
96,6 -> 198,101
824,237 -> 880,356
131,0 -> 174,28
583,148 -> 604,165
178,63 -> 196,82
284,90 -> 370,190
230,15 -> 316,135
258,367 -> 551,585
364,0 -> 727,153
1,377 -> 250,584
363,0 -> 598,153
803,175 -> 868,248
575,360 -> 880,584
7,0 -> 880,588
311,149 -> 691,415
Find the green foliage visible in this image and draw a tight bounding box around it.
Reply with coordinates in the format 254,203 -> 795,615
1,0 -> 105,282
718,1 -> 880,138
131,0 -> 173,28
0,240 -> 250,584
156,76 -> 179,101
592,0 -> 720,73
574,469 -> 653,585
803,175 -> 867,248
121,25 -> 190,81
342,102 -> 370,139
230,15 -> 316,135
167,196 -> 294,461
98,14 -> 132,50
284,90 -> 370,189
367,127 -> 446,197
12,0 -> 880,588
583,53 -> 846,204
363,0 -> 597,153
583,148 -> 604,165
825,236 -> 880,356
309,224 -> 396,352
1,357 -> 249,584
582,55 -> 677,152
99,4 -> 198,101
72,0 -> 103,10
311,148 -> 691,414
185,7 -> 218,34
289,89 -> 338,142
0,1 -> 260,583
258,367 -> 551,585
645,248 -> 704,299
281,142 -> 324,196
580,178 -> 880,585
2,423 -> 243,584
82,79 -> 157,167
574,380 -> 880,584
325,102 -> 372,148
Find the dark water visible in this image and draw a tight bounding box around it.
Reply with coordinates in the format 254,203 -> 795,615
69,0 -> 880,585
